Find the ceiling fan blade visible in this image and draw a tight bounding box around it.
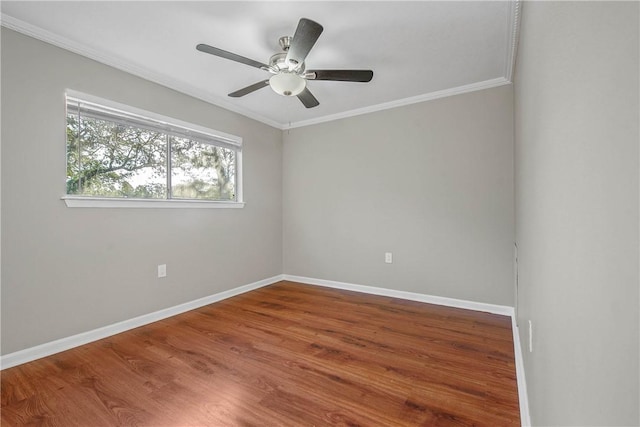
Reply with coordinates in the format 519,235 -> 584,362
285,18 -> 323,68
228,80 -> 270,97
196,44 -> 269,70
297,87 -> 320,108
307,70 -> 374,82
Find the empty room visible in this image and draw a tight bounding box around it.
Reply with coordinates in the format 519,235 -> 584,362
1,1 -> 638,426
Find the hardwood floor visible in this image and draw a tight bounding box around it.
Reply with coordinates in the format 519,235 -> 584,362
1,281 -> 520,426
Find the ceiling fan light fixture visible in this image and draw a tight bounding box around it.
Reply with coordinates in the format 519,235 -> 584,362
269,73 -> 306,96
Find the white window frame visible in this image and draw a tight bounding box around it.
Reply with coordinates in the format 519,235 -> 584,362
62,90 -> 244,208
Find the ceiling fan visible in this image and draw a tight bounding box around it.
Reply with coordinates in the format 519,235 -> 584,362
196,18 -> 374,108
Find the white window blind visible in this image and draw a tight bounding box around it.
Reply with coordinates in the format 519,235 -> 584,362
66,97 -> 242,152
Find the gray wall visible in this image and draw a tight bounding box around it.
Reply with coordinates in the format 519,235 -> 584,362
514,2 -> 639,425
1,29 -> 283,355
283,85 -> 515,306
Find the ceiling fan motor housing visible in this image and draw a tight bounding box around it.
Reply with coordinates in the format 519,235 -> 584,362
270,52 -> 305,73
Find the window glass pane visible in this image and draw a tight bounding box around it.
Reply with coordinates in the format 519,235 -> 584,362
170,136 -> 236,201
66,114 -> 167,198
65,94 -> 241,203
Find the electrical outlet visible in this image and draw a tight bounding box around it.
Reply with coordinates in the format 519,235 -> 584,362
528,320 -> 533,352
385,252 -> 393,264
158,264 -> 167,278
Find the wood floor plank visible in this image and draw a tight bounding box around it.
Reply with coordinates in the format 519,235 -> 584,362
1,281 -> 520,426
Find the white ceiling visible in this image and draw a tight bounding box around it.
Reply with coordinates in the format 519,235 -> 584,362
1,1 -> 520,129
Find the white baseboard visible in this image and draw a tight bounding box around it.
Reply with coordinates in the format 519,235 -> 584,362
0,274 -> 284,370
511,317 -> 532,426
282,274 -> 515,316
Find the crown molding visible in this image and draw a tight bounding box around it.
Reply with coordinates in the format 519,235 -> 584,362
504,0 -> 522,82
0,14 -> 283,129
284,77 -> 511,129
2,2 -> 520,131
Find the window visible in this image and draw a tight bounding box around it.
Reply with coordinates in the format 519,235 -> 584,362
64,92 -> 243,208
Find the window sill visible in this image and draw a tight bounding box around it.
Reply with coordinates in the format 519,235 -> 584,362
61,196 -> 245,209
